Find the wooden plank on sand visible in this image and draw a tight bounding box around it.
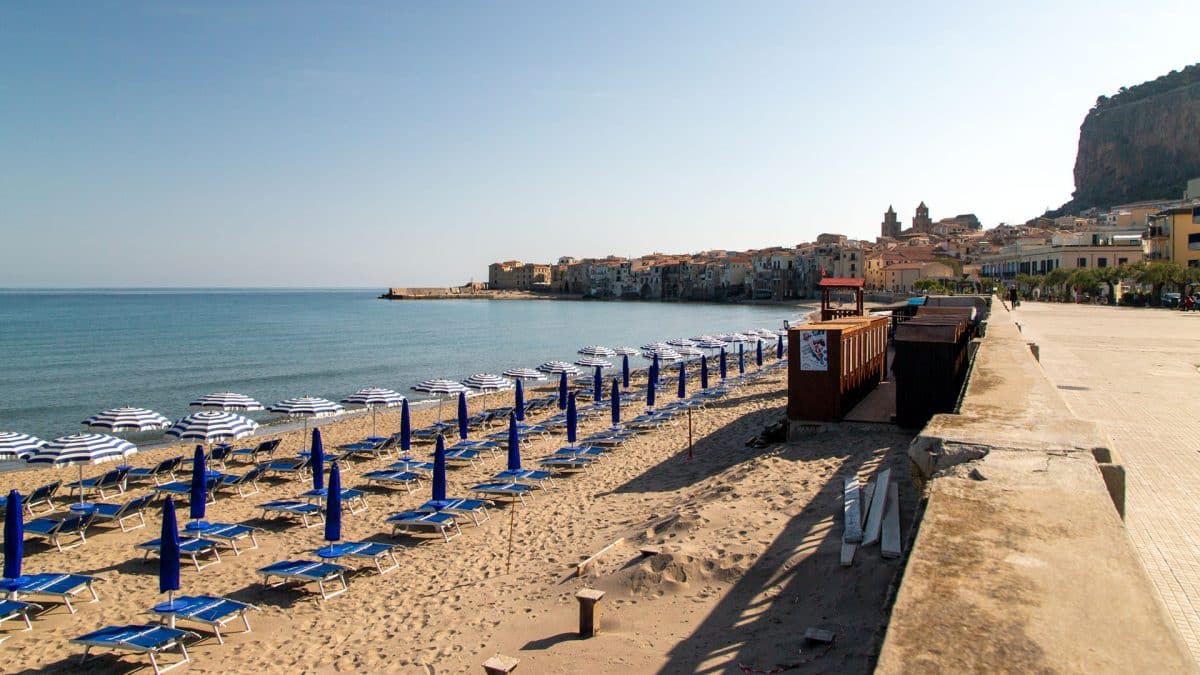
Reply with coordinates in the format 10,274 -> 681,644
843,477 -> 863,544
862,468 -> 890,547
840,541 -> 857,567
881,481 -> 901,559
860,482 -> 875,530
576,537 -> 625,577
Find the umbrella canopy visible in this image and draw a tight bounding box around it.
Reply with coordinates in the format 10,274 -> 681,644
677,361 -> 687,399
514,380 -> 526,422
411,379 -> 469,396
399,399 -> 411,451
577,345 -> 616,357
642,347 -> 682,362
611,379 -> 621,426
3,489 -> 22,583
574,356 -> 613,369
646,367 -> 657,408
621,354 -> 631,388
457,392 -> 469,441
692,339 -> 727,351
341,387 -> 405,441
506,414 -> 521,471
189,445 -> 207,523
461,373 -> 515,392
432,434 -> 448,504
0,432 -> 44,461
641,341 -> 671,350
756,339 -> 764,367
558,371 -> 569,410
311,428 -> 325,491
592,366 -> 603,403
189,392 -> 264,411
324,462 -> 342,549
26,433 -> 138,507
82,407 -> 171,432
675,345 -> 704,359
567,393 -> 578,444
268,396 -> 345,418
667,338 -> 697,347
502,367 -> 547,381
159,497 -> 181,598
166,411 -> 258,444
538,361 -> 581,376
612,347 -> 641,357
700,355 -> 709,389
720,348 -> 728,379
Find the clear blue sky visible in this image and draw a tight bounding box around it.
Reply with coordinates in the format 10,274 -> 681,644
2,1 -> 1196,287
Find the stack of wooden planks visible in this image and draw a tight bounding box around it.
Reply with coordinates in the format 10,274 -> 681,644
841,468 -> 901,567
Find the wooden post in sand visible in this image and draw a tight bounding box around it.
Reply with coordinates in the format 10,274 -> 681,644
483,655 -> 519,674
575,588 -> 606,638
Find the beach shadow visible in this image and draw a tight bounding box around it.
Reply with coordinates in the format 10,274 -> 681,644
521,631 -> 579,651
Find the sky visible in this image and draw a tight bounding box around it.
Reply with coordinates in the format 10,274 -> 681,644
1,1 -> 1197,288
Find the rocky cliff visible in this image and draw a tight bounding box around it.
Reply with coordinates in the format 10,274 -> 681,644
1059,64 -> 1200,213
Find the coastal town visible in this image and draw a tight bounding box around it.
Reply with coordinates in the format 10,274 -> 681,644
482,179 -> 1200,303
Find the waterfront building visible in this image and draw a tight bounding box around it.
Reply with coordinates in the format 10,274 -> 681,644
1145,199 -> 1200,267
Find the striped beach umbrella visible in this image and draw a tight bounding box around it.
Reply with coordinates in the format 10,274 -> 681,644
26,433 -> 138,507
641,341 -> 672,351
166,411 -> 259,444
538,361 -> 581,376
675,345 -> 705,360
411,379 -> 469,423
341,387 -> 406,441
0,432 -> 44,461
575,356 -> 613,370
692,338 -> 727,351
82,407 -> 171,433
667,338 -> 697,347
461,373 -> 515,392
643,347 -> 682,362
612,347 -> 640,357
189,392 -> 264,412
268,397 -> 344,451
502,367 -> 546,381
577,345 -> 616,357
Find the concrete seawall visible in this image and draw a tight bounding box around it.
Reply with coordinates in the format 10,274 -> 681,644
876,301 -> 1194,672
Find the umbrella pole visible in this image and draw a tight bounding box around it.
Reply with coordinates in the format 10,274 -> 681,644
79,465 -> 85,507
371,407 -> 377,439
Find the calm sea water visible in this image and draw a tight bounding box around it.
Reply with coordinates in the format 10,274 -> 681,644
0,289 -> 804,441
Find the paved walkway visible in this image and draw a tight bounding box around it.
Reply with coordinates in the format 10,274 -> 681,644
1016,302 -> 1200,661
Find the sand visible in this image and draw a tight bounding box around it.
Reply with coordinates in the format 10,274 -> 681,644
0,367 -> 915,674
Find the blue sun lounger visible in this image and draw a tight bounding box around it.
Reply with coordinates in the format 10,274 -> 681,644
229,438 -> 281,464
339,435 -> 399,461
313,541 -> 399,575
259,456 -> 310,480
259,500 -> 324,528
468,482 -> 536,505
362,469 -> 423,493
440,447 -> 483,466
490,469 -> 554,489
388,457 -> 434,473
149,595 -> 258,644
153,476 -> 222,504
72,623 -> 197,674
183,522 -> 261,555
0,599 -> 41,631
299,487 -> 368,514
127,457 -> 183,486
215,465 -> 268,499
416,498 -> 491,526
65,467 -> 130,501
386,510 -> 461,542
21,481 -> 62,516
537,455 -> 596,472
137,537 -> 221,571
4,573 -> 101,614
256,560 -> 349,600
91,493 -> 156,533
552,446 -> 608,459
24,512 -> 96,552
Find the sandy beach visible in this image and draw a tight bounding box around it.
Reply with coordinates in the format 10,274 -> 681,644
2,367 -> 914,674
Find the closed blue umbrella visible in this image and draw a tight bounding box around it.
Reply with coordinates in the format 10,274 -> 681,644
777,334 -> 784,359
720,348 -> 728,379
457,391 -> 469,441
756,339 -> 764,367
646,369 -> 657,409
515,379 -> 526,422
677,361 -> 687,399
400,399 -> 411,452
558,371 -> 568,410
652,354 -> 661,383
507,413 -> 521,471
739,343 -> 746,375
611,379 -> 621,426
324,462 -> 342,553
310,428 -> 325,491
432,434 -> 448,504
159,497 -> 181,602
700,355 -> 709,389
567,393 -> 578,444
622,355 -> 630,389
593,366 -> 603,403
3,490 -> 23,585
188,445 -> 206,525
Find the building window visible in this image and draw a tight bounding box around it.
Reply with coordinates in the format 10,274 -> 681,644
1189,233 -> 1200,251
1192,207 -> 1200,225
1118,257 -> 1128,265
1097,257 -> 1107,268
1077,257 -> 1087,267
1190,260 -> 1199,268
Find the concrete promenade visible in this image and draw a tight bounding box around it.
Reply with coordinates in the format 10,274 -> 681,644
1016,302 -> 1200,661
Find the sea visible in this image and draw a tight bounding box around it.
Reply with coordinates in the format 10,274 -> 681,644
0,289 -> 806,444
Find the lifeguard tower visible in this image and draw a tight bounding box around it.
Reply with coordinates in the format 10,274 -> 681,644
818,278 -> 866,321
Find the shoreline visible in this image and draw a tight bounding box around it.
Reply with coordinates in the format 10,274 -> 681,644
379,287 -> 821,309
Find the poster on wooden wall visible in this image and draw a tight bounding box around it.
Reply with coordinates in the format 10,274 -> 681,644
800,330 -> 828,371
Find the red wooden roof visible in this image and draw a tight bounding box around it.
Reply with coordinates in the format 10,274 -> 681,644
819,278 -> 865,288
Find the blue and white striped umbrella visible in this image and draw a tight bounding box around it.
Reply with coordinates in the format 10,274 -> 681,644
692,339 -> 728,350
577,345 -> 616,357
675,345 -> 705,359
642,347 -> 682,362
410,379 -> 470,396
82,407 -> 171,433
667,338 -> 697,347
461,373 -> 515,392
341,387 -> 406,408
166,411 -> 259,443
0,432 -> 45,461
641,341 -> 672,351
574,356 -> 613,369
189,392 -> 264,412
27,433 -> 138,508
612,346 -> 641,357
268,396 -> 345,418
538,361 -> 581,376
502,367 -> 547,381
